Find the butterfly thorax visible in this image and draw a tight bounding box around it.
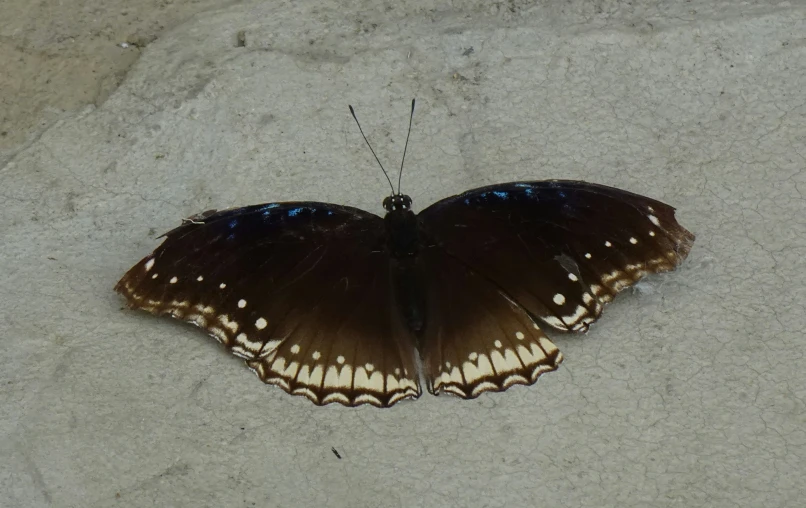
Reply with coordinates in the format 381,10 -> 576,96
384,208 -> 418,258
383,194 -> 418,258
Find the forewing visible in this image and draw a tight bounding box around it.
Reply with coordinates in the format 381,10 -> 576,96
418,180 -> 695,333
116,203 -> 421,407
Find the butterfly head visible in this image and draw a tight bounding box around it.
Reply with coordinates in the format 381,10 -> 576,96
383,194 -> 412,212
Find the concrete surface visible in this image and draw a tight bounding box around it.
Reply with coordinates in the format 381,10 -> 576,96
0,0 -> 236,166
2,1 -> 805,507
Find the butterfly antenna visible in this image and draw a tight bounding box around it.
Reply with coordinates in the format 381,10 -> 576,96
397,98 -> 415,194
349,105 -> 395,195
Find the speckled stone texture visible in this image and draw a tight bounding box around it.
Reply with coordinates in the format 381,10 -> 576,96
1,1 -> 804,507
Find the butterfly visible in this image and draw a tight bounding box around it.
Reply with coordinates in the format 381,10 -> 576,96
115,100 -> 695,408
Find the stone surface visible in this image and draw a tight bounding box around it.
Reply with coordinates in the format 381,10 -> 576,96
1,1 -> 805,507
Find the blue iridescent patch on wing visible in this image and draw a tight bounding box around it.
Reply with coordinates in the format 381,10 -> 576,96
493,191 -> 509,200
287,207 -> 303,217
261,203 -> 280,216
229,219 -> 238,228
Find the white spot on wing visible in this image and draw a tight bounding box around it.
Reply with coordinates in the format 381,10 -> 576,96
236,333 -> 263,353
219,315 -> 238,333
294,364 -> 310,385
323,366 -> 342,388
468,352 -> 478,361
542,316 -> 565,329
255,317 -> 267,330
354,366 -> 383,392
649,214 -> 660,226
649,231 -> 656,237
490,349 -> 520,373
461,361 -> 485,383
197,275 -> 204,281
312,351 -> 321,360
568,273 -> 578,282
238,299 -> 247,308
386,374 -> 400,391
553,293 -> 566,305
152,273 -> 159,279
169,276 -> 178,284
564,305 -> 588,324
602,270 -> 625,284
494,340 -> 503,348
290,344 -> 300,354
515,331 -> 525,340
517,343 -> 547,365
585,253 -> 592,259
629,237 -> 638,244
337,355 -> 345,365
144,259 -> 155,272
336,365 -> 354,389
220,283 -> 227,289
208,327 -> 227,343
307,365 -> 324,387
604,241 -> 612,247
475,354 -> 494,376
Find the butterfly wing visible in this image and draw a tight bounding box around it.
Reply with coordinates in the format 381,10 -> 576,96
116,203 -> 421,407
417,246 -> 564,398
417,180 -> 694,397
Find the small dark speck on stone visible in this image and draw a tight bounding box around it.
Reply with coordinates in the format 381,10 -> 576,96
126,33 -> 157,48
236,30 -> 246,48
148,227 -> 157,237
462,47 -> 474,56
331,447 -> 342,459
0,131 -> 7,137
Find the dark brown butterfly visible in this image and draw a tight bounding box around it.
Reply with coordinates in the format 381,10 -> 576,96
115,101 -> 694,407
